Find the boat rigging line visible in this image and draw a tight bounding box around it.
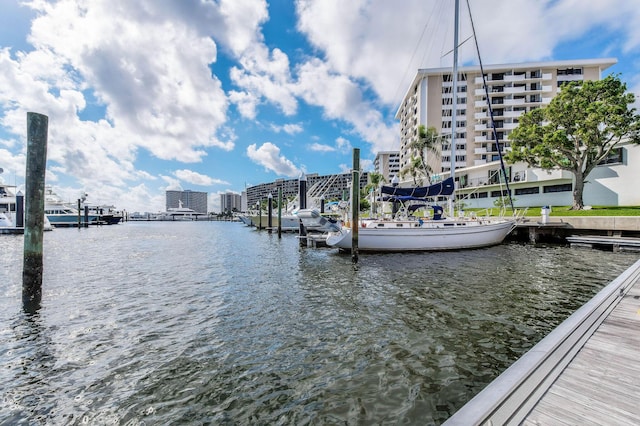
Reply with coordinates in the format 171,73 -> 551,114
465,0 -> 515,211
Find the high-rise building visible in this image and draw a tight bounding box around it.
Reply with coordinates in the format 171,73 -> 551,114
165,190 -> 208,213
220,192 -> 241,214
374,151 -> 400,182
245,172 -> 369,209
395,58 -> 617,176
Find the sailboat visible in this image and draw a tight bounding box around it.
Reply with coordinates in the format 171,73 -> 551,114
325,0 -> 519,252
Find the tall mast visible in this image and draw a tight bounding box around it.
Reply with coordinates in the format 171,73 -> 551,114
449,0 -> 459,218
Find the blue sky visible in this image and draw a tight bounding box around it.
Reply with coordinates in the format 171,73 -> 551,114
0,0 -> 638,213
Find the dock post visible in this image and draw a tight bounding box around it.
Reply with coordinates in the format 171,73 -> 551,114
267,192 -> 273,233
257,201 -> 262,230
84,205 -> 89,227
277,187 -> 282,238
298,173 -> 307,246
16,191 -> 24,228
77,199 -> 81,227
351,148 -> 360,264
22,112 -> 48,312
320,195 -> 325,214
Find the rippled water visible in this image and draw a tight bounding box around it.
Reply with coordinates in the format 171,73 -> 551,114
0,221 -> 637,425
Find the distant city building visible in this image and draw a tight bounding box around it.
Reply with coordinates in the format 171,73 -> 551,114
396,58 -> 617,176
220,192 -> 241,214
374,151 -> 400,183
245,172 -> 369,209
241,190 -> 248,212
166,189 -> 208,213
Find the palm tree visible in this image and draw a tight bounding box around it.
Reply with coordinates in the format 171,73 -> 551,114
400,155 -> 424,185
408,125 -> 440,183
364,172 -> 386,215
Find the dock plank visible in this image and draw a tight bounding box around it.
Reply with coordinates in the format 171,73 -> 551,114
443,260 -> 640,426
523,276 -> 640,425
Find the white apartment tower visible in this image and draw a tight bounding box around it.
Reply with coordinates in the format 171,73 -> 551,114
374,151 -> 401,182
395,58 -> 617,178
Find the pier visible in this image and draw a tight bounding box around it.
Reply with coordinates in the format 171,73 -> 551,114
444,258 -> 640,425
512,215 -> 640,244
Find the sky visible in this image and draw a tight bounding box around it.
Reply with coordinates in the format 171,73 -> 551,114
0,0 -> 639,213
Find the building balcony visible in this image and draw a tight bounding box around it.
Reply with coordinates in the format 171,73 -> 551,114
475,124 -> 488,131
504,110 -> 523,118
475,112 -> 488,119
542,72 -> 552,80
475,135 -> 488,143
505,86 -> 526,94
505,74 -> 526,82
474,147 -> 487,154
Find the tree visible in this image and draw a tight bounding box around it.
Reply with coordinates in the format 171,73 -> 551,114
408,125 -> 440,182
400,155 -> 424,185
363,171 -> 386,194
363,172 -> 386,215
506,75 -> 640,209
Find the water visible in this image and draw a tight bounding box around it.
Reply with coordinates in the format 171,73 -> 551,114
0,222 -> 637,425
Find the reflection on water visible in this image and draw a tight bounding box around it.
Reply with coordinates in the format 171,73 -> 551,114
0,222 -> 637,425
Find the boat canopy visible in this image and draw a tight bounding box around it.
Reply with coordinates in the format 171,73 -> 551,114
380,177 -> 454,198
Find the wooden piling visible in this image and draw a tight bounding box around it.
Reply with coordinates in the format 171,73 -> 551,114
298,173 -> 307,245
277,187 -> 282,238
16,191 -> 24,227
351,148 -> 360,264
22,112 -> 48,312
267,193 -> 273,233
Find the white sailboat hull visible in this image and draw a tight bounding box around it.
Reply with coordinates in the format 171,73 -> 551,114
325,218 -> 517,252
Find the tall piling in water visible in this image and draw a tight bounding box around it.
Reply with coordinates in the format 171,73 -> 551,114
22,112 -> 48,311
351,148 -> 360,264
267,193 -> 273,233
298,173 -> 307,245
16,191 -> 24,228
277,187 -> 282,238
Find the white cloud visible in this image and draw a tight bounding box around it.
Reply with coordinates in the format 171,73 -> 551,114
271,122 -> 303,135
295,0 -> 640,103
174,169 -> 229,186
293,58 -> 398,153
246,142 -> 301,177
335,137 -> 352,154
309,143 -> 334,152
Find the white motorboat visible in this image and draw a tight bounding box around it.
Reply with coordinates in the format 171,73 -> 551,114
325,0 -> 519,252
296,208 -> 342,233
156,201 -> 206,221
1,182 -> 52,231
45,187 -> 100,227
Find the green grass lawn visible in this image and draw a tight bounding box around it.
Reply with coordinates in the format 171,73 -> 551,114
473,206 -> 640,217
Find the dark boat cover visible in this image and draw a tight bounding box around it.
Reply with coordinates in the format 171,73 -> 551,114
380,177 -> 454,198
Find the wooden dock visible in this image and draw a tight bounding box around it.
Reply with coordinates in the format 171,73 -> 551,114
444,258 -> 640,425
566,235 -> 640,252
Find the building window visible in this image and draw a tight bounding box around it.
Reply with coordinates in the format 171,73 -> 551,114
598,147 -> 624,165
557,68 -> 583,75
515,187 -> 540,195
491,189 -> 510,197
543,183 -> 572,193
470,192 -> 488,199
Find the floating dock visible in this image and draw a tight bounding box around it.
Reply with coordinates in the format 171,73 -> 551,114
444,258 -> 640,425
566,235 -> 640,252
